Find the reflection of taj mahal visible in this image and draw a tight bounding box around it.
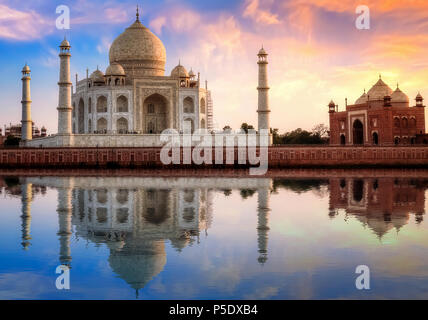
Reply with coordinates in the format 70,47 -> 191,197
13,177 -> 273,294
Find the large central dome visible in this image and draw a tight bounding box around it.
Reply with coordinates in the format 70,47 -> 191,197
109,17 -> 166,77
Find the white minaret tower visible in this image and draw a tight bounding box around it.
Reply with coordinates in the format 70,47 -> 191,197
257,47 -> 272,145
57,38 -> 72,135
21,64 -> 32,142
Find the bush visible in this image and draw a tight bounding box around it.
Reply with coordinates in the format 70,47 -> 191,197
4,135 -> 21,147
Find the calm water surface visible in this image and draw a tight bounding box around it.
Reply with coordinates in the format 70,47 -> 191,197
0,172 -> 427,299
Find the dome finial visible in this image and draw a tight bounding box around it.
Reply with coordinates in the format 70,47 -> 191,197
379,74 -> 382,80
136,4 -> 140,21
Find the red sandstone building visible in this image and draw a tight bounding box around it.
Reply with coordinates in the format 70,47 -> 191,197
0,123 -> 46,146
329,77 -> 427,146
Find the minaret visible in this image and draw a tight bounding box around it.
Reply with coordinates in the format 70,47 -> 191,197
257,47 -> 272,145
20,182 -> 33,250
21,64 -> 32,142
57,38 -> 72,135
57,187 -> 73,266
257,185 -> 271,265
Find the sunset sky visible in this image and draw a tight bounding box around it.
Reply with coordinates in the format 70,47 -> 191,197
0,0 -> 427,133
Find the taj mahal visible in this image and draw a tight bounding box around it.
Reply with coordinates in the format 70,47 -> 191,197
21,7 -> 272,148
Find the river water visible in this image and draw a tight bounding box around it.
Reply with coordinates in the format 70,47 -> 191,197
0,171 -> 427,299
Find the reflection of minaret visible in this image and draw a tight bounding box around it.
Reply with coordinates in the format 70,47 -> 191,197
257,187 -> 271,265
20,183 -> 33,250
57,188 -> 73,266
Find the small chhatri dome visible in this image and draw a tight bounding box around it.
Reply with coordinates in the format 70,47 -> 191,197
109,8 -> 166,76
329,100 -> 335,107
90,68 -> 105,82
391,85 -> 409,103
416,92 -> 423,100
22,64 -> 31,74
367,77 -> 393,101
189,69 -> 195,78
60,37 -> 70,48
258,46 -> 267,55
171,63 -> 189,78
106,62 -> 126,76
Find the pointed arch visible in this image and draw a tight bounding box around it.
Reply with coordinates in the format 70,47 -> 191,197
88,97 -> 92,114
78,98 -> 85,134
184,118 -> 194,133
97,118 -> 107,133
200,98 -> 206,114
183,97 -> 194,113
117,95 -> 128,112
116,117 -> 128,134
340,134 -> 346,145
372,132 -> 379,145
97,96 -> 107,113
142,93 -> 168,134
353,119 -> 364,145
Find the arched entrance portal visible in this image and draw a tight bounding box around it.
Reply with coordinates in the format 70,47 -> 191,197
142,94 -> 168,134
353,120 -> 364,145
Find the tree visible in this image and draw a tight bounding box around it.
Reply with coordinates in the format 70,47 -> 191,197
223,125 -> 232,133
271,128 -> 280,144
4,135 -> 20,147
312,124 -> 329,139
240,123 -> 254,134
273,128 -> 326,145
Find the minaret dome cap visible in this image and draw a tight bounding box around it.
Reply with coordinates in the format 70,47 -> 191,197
22,64 -> 31,73
258,47 -> 267,55
60,38 -> 70,48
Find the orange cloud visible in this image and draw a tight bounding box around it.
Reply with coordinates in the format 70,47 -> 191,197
243,0 -> 280,25
145,2 -> 428,131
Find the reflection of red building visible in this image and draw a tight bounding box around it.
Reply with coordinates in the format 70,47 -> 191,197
329,177 -> 425,238
329,77 -> 426,146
